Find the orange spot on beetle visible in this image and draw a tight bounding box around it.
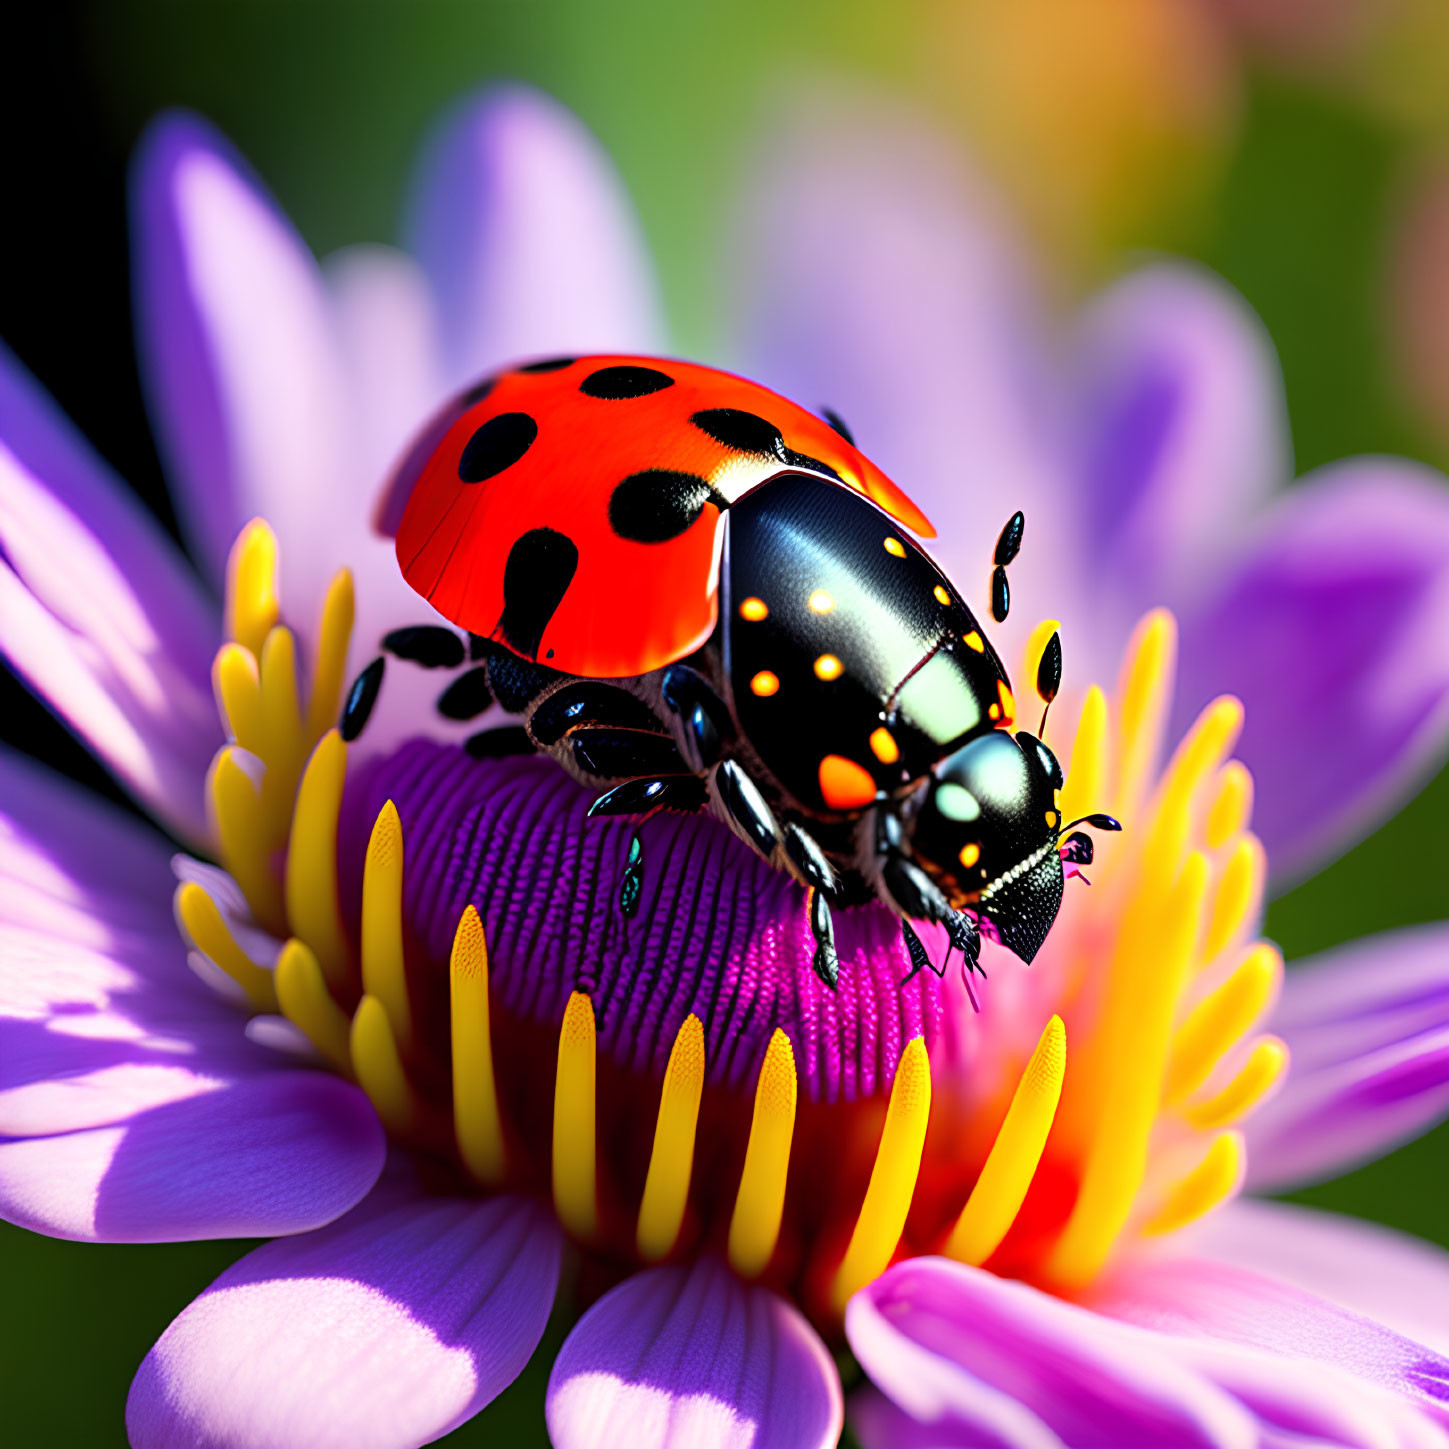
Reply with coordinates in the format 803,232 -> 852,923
808,590 -> 835,614
933,584 -> 951,606
869,727 -> 899,764
1045,810 -> 1058,829
819,755 -> 877,811
883,537 -> 906,558
988,703 -> 1001,721
964,631 -> 984,653
959,842 -> 981,869
750,671 -> 780,697
739,597 -> 769,622
814,654 -> 844,682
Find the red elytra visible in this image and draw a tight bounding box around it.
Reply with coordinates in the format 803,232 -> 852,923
384,356 -> 934,680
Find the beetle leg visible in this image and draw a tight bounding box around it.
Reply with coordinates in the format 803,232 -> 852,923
806,885 -> 840,989
588,776 -> 709,817
568,728 -> 689,781
618,832 -> 644,918
714,759 -> 783,866
900,918 -> 939,982
880,848 -> 984,995
660,664 -> 734,772
340,657 -> 385,742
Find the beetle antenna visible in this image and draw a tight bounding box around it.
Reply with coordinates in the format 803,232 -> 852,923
1035,628 -> 1062,740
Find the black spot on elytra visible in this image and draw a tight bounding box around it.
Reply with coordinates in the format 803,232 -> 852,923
517,356 -> 576,374
579,365 -> 674,399
498,528 -> 578,658
608,469 -> 725,543
458,412 -> 537,483
822,408 -> 855,445
692,408 -> 787,459
690,408 -> 843,482
340,658 -> 384,742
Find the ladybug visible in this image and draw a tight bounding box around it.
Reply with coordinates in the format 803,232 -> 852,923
349,356 -> 1118,989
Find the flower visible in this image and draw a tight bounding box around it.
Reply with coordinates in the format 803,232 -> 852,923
4,85 -> 1449,1449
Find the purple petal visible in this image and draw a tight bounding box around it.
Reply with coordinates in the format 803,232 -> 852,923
0,744 -> 177,943
1243,924 -> 1449,1190
132,111 -> 353,634
847,1257 -> 1253,1448
0,1068 -> 383,1242
0,347 -> 219,839
730,94 -> 1084,675
547,1257 -> 842,1449
1099,1254 -> 1449,1430
127,1183 -> 561,1449
407,85 -> 664,389
1187,1199 -> 1449,1358
1071,264 -> 1290,613
1172,460 -> 1449,881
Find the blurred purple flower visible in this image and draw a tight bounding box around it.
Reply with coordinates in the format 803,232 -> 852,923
3,85 -> 1449,1449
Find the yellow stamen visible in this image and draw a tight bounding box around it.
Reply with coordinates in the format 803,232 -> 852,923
208,747 -> 284,932
174,881 -> 278,1012
212,644 -> 263,753
450,906 -> 506,1186
1057,685 -> 1107,829
945,1015 -> 1066,1267
275,937 -> 352,1073
1142,1131 -> 1244,1236
306,568 -> 355,742
1206,762 -> 1253,850
1203,835 -> 1265,964
831,1036 -> 932,1313
1145,696 -> 1243,875
728,1028 -> 797,1279
1114,610 -> 1176,819
553,991 -> 598,1241
1045,850 -> 1210,1289
1165,945 -> 1282,1106
349,994 -> 417,1138
225,518 -> 279,658
361,801 -> 412,1054
637,1014 -> 706,1261
1182,1036 -> 1289,1130
285,731 -> 351,995
257,627 -> 307,834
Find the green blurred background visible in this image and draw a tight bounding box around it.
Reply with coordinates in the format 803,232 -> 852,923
5,1 -> 1449,1442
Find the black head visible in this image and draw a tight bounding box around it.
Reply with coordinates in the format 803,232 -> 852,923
906,729 -> 1067,963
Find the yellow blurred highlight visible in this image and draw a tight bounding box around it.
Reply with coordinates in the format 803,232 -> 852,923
1165,944 -> 1281,1106
1206,762 -> 1254,850
1142,1131 -> 1244,1236
1182,1037 -> 1289,1131
1203,835 -> 1265,965
306,569 -> 355,742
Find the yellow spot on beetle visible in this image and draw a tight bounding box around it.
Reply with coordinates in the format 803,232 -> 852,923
739,597 -> 769,622
884,537 -> 906,558
964,631 -> 984,653
814,653 -> 844,682
819,754 -> 877,810
933,584 -> 951,606
750,670 -> 780,697
808,590 -> 835,614
869,727 -> 899,764
959,842 -> 981,869
998,680 -> 1016,725
989,703 -> 1001,720
1046,810 -> 1058,829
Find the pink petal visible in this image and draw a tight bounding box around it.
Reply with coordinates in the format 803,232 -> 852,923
547,1257 -> 842,1449
847,1257 -> 1254,1448
1172,460 -> 1449,881
0,1068 -> 383,1242
1245,924 -> 1449,1190
1187,1199 -> 1449,1358
127,1183 -> 561,1449
1098,1254 -> 1449,1429
0,349 -> 218,839
132,112 -> 353,638
407,85 -> 664,390
1071,263 -> 1289,614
